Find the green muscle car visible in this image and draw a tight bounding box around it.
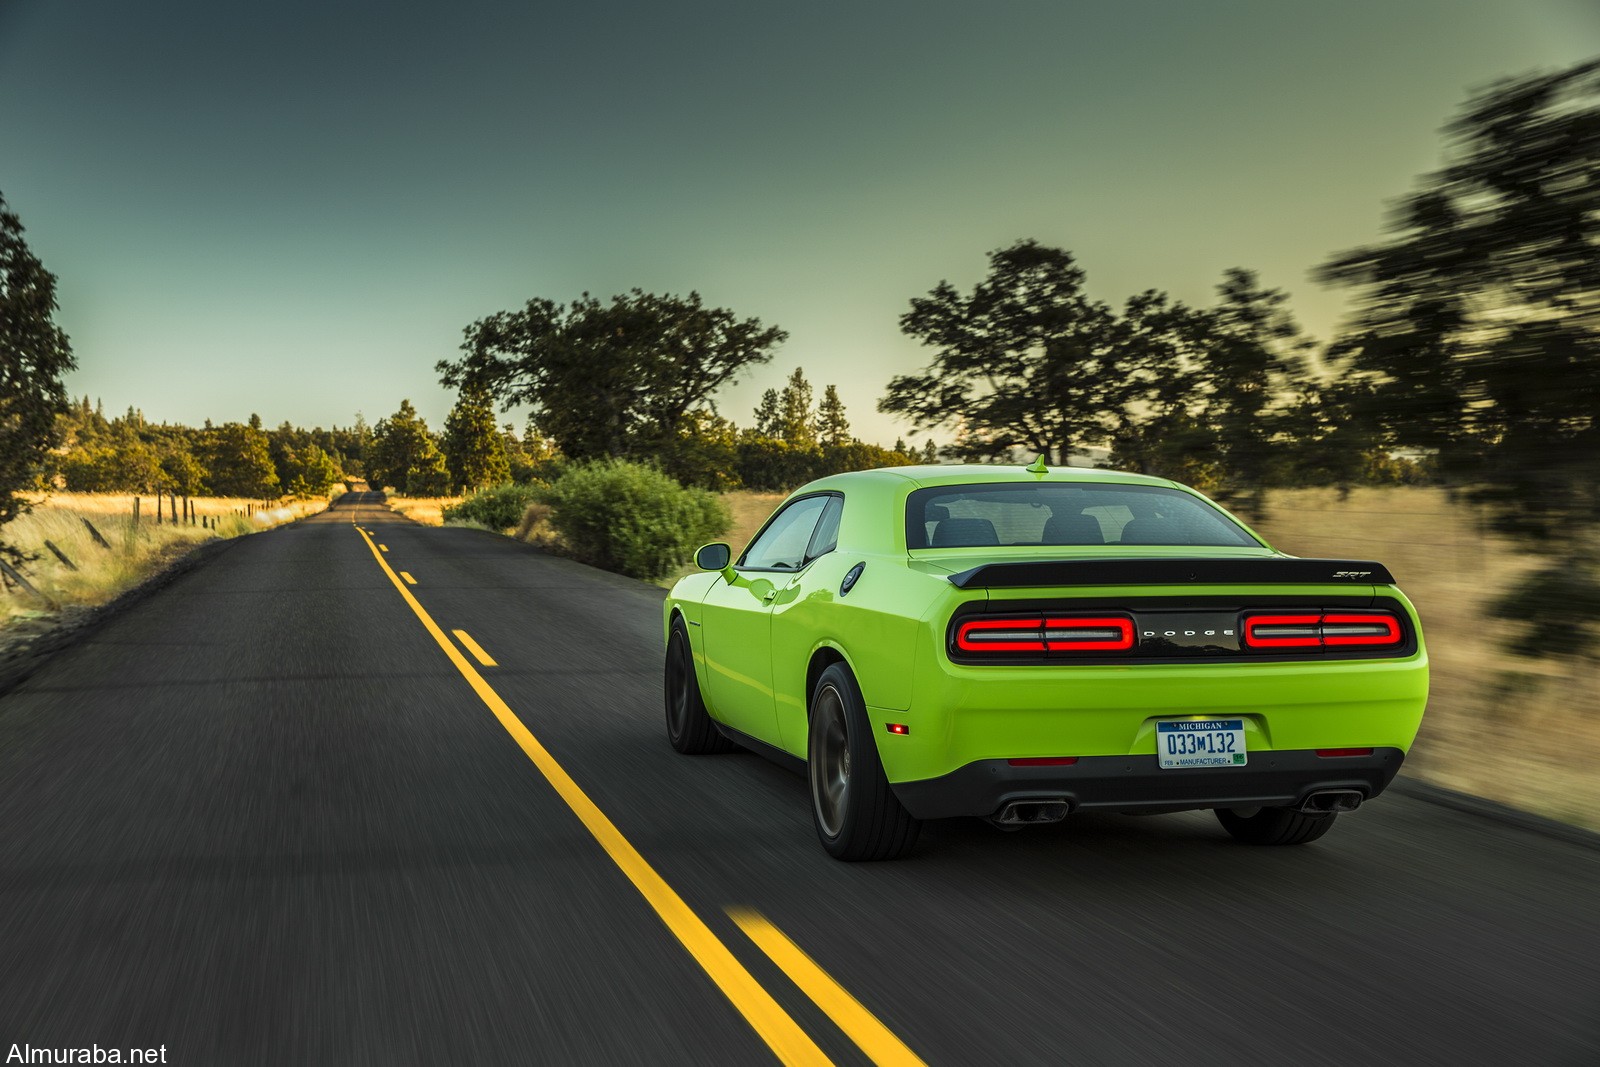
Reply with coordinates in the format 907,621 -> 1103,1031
662,462 -> 1428,860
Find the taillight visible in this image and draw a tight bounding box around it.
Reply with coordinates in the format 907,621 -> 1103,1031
1243,614 -> 1322,648
1243,612 -> 1403,650
1046,617 -> 1134,651
955,617 -> 1051,653
1321,613 -> 1401,646
954,615 -> 1133,654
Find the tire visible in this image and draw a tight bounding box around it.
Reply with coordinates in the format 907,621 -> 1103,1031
808,663 -> 921,861
664,618 -> 735,754
1216,805 -> 1338,846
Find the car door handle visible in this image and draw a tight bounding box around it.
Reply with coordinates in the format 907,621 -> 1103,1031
762,589 -> 779,602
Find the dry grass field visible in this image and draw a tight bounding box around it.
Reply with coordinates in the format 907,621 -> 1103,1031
1,493 -> 330,627
1250,488 -> 1598,830
385,495 -> 461,526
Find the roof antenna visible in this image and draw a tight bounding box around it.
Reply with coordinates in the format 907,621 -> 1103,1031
1025,454 -> 1049,474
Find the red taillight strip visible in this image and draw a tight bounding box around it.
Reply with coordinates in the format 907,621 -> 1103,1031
955,615 -> 1134,654
1244,614 -> 1323,648
1316,748 -> 1374,757
955,617 -> 1046,652
1322,613 -> 1401,646
1243,612 -> 1403,650
1044,616 -> 1134,651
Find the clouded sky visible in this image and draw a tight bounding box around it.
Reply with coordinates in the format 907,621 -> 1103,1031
2,0 -> 1595,443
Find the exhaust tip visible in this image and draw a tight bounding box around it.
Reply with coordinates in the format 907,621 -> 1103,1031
1298,790 -> 1364,815
990,799 -> 1071,827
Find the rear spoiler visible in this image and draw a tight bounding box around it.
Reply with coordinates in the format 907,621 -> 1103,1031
945,557 -> 1395,589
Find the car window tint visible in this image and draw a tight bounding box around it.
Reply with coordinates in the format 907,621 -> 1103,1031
742,495 -> 831,569
1080,504 -> 1133,540
906,484 -> 1259,548
806,496 -> 844,560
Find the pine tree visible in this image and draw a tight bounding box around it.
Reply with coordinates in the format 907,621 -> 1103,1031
442,385 -> 510,492
752,389 -> 782,437
202,422 -> 280,497
922,439 -> 939,464
780,367 -> 816,446
368,400 -> 450,496
814,384 -> 850,446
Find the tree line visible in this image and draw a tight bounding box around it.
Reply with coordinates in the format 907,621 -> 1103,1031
436,290 -> 930,494
49,401 -> 355,499
362,371 -> 932,499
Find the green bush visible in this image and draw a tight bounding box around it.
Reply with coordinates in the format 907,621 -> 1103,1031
442,482 -> 548,530
545,460 -> 730,581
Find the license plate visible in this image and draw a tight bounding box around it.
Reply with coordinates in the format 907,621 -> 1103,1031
1156,719 -> 1248,769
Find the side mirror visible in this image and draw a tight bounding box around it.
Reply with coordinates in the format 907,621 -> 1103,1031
695,542 -> 732,571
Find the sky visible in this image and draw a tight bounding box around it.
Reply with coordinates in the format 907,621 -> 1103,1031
2,0 -> 1596,446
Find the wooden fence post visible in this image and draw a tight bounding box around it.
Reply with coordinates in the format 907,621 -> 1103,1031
43,540 -> 77,571
132,497 -> 141,525
0,557 -> 54,607
81,519 -> 111,549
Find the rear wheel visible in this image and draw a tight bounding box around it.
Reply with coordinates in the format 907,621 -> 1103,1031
664,618 -> 734,754
808,663 -> 920,861
1216,805 -> 1337,846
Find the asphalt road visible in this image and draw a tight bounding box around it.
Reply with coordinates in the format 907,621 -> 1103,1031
2,491 -> 1597,1065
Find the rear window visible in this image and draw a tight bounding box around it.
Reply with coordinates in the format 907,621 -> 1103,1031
905,483 -> 1260,549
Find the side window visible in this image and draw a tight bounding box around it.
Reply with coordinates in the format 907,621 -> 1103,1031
740,495 -> 831,570
806,495 -> 844,559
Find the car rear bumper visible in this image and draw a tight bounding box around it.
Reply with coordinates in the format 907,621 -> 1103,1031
889,747 -> 1405,820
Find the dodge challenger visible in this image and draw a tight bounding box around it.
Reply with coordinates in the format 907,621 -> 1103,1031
662,462 -> 1428,860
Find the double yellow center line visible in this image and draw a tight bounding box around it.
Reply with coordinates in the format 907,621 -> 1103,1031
353,526 -> 923,1066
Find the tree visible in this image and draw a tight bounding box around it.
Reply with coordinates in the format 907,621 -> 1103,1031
159,440 -> 208,496
59,430 -> 160,493
1318,58 -> 1600,656
289,443 -> 340,495
1186,270 -> 1315,512
735,432 -> 821,491
814,384 -> 850,446
439,289 -> 786,463
821,439 -> 915,477
338,412 -> 373,478
752,388 -> 782,437
779,367 -> 816,446
442,385 -> 510,492
922,439 -> 939,464
202,422 -> 280,498
368,399 -> 450,496
0,191 -> 77,564
662,409 -> 741,492
881,241 -> 1137,464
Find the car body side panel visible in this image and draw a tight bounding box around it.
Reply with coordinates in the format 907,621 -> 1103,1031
663,570 -> 719,684
696,572 -> 785,743
768,552 -> 952,754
